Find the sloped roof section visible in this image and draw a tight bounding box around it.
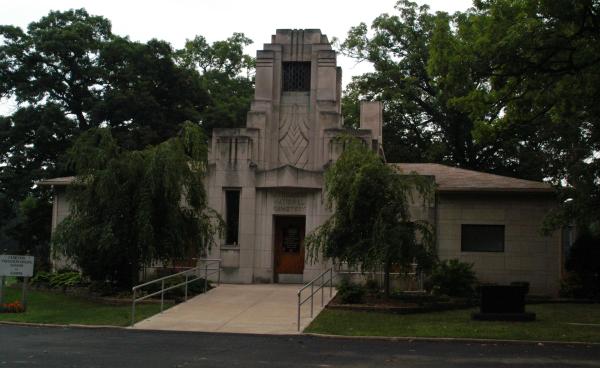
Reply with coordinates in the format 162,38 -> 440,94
36,176 -> 75,186
392,163 -> 553,193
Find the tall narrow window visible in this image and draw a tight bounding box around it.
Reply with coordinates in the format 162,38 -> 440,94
461,224 -> 505,252
282,62 -> 311,91
225,190 -> 240,245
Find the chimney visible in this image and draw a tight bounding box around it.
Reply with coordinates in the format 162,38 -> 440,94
359,101 -> 383,149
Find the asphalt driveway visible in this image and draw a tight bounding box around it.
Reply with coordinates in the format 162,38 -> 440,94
1,324 -> 599,367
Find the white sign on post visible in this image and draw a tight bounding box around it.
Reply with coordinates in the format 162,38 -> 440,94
0,255 -> 35,277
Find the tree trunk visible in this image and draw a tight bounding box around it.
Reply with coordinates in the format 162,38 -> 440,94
75,109 -> 89,130
129,259 -> 140,290
384,261 -> 391,298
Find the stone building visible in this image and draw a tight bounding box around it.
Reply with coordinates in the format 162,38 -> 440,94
39,29 -> 562,296
204,29 -> 383,284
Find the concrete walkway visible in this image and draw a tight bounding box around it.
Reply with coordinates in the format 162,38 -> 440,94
132,283 -> 335,334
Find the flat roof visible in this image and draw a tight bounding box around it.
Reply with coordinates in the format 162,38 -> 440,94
392,163 -> 554,193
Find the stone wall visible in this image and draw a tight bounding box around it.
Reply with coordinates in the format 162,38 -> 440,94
50,187 -> 74,270
436,192 -> 561,296
206,185 -> 331,284
51,187 -> 71,231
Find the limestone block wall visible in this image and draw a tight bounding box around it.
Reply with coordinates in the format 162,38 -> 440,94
50,187 -> 78,271
51,188 -> 71,231
205,128 -> 259,283
436,193 -> 561,296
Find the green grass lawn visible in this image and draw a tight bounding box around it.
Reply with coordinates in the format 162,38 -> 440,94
306,304 -> 600,343
0,287 -> 171,326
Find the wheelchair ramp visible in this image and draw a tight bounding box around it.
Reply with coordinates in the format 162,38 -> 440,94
132,283 -> 333,334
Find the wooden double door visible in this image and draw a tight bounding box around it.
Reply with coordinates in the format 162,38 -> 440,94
274,216 -> 305,281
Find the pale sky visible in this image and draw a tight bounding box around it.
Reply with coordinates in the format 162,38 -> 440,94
0,0 -> 473,116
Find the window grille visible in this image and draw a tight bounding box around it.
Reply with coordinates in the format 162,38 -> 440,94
282,62 -> 311,91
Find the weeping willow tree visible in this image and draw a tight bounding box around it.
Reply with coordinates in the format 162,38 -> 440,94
305,137 -> 435,296
53,122 -> 223,288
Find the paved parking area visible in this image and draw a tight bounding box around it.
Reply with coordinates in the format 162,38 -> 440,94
133,283 -> 334,334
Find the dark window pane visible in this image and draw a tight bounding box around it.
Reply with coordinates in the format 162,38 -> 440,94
282,62 -> 311,91
225,190 -> 240,245
461,224 -> 505,252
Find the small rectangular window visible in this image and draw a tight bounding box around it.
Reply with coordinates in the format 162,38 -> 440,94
225,190 -> 240,245
282,62 -> 311,91
461,224 -> 505,252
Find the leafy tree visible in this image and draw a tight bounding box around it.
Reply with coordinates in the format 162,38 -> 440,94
1,9 -> 254,258
53,122 -> 223,288
0,10 -> 109,254
0,7 -> 254,194
0,193 -> 19,253
339,2 -> 484,170
6,196 -> 52,270
305,137 -> 435,296
562,232 -> 600,299
0,9 -> 111,130
178,33 -> 254,76
339,1 -> 553,180
437,0 -> 600,232
94,37 -> 209,150
341,0 -> 600,232
177,33 -> 255,132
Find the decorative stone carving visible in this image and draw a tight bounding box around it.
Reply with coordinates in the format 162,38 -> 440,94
278,104 -> 309,168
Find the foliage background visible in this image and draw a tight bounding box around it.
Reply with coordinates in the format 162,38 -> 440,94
340,0 -> 600,235
0,9 -> 253,265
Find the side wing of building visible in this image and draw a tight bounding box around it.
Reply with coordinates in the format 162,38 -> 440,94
395,163 -> 561,296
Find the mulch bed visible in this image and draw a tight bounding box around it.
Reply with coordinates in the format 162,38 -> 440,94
327,293 -> 473,314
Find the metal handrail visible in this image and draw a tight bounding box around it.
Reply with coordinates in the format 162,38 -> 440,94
297,267 -> 334,331
130,258 -> 221,326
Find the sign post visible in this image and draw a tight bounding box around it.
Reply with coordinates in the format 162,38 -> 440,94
0,276 -> 4,306
0,255 -> 35,311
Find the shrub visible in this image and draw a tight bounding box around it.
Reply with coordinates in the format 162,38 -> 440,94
365,279 -> 380,294
31,271 -> 52,284
49,271 -> 83,289
563,232 -> 600,300
560,273 -> 588,299
31,270 -> 86,290
337,278 -> 366,304
425,259 -> 477,298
